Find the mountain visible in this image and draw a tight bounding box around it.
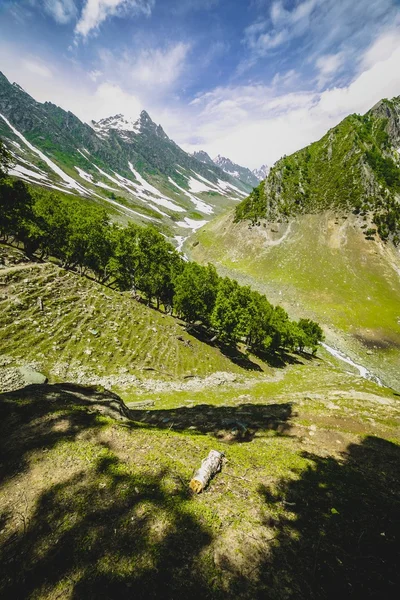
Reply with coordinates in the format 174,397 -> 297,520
193,150 -> 214,165
193,150 -> 265,187
235,97 -> 400,245
212,154 -> 260,187
252,164 -> 269,180
187,96 -> 400,391
0,71 -> 251,242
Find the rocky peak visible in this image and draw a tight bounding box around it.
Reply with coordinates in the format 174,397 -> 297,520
193,150 -> 214,165
252,164 -> 269,181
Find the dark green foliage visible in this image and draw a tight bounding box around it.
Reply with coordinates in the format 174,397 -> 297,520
0,138 -> 13,180
174,262 -> 219,324
365,149 -> 400,191
234,180 -> 266,224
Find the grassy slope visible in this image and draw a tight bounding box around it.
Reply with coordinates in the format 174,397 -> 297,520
187,211 -> 400,390
0,246 -> 274,398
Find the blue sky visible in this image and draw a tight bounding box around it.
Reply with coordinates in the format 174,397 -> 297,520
1,0 -> 400,168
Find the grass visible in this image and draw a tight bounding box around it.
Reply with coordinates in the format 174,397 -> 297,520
187,210 -> 400,390
0,373 -> 399,599
0,248 -> 272,390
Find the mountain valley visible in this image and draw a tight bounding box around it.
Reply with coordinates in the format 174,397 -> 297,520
1,77 -> 400,599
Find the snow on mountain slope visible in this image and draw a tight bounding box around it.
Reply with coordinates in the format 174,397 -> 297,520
168,177 -> 213,215
0,112 -> 88,195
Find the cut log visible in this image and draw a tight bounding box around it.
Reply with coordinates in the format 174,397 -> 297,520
190,450 -> 224,494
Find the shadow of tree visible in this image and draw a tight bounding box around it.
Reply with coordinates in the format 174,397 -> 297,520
243,436 -> 400,599
0,383 -> 131,484
0,447 -> 218,599
1,385 -> 399,599
128,401 -> 293,442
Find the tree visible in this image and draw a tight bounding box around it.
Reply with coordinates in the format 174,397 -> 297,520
174,262 -> 219,325
0,138 -> 13,181
297,318 -> 324,353
135,227 -> 182,309
211,278 -> 243,342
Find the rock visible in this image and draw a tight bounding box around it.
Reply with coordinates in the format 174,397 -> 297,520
89,329 -> 99,337
17,367 -> 47,385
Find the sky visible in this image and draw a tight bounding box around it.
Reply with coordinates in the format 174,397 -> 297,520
0,1 -> 400,169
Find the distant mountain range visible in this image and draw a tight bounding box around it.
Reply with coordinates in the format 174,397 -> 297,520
0,71 -> 255,241
193,150 -> 268,187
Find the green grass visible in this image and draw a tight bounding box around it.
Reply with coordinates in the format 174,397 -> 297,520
0,370 -> 399,599
187,210 -> 400,390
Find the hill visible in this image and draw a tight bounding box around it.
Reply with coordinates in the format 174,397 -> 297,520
235,97 -> 400,245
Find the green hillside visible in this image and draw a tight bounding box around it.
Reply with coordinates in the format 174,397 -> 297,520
187,210 -> 400,391
236,97 -> 400,245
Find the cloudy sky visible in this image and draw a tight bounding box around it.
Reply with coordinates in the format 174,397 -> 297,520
0,0 -> 400,169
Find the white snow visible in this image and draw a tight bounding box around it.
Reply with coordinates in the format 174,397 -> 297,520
11,140 -> 22,150
92,114 -> 140,136
187,176 -> 216,194
216,179 -> 247,197
9,164 -> 49,181
75,166 -> 94,183
0,112 -> 88,194
321,343 -> 383,386
168,177 -> 213,215
176,217 -> 208,231
77,149 -> 90,160
128,163 -> 184,212
93,163 -> 184,213
174,235 -> 187,252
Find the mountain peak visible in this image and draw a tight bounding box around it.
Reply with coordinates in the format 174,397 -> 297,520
211,154 -> 260,187
140,109 -> 152,121
91,113 -> 141,136
193,150 -> 214,165
252,164 -> 269,181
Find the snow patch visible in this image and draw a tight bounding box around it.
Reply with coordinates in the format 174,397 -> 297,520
187,176 -> 216,194
176,217 -> 208,231
216,179 -> 247,197
9,164 -> 49,182
75,166 -> 94,183
174,235 -> 187,252
168,177 -> 213,215
0,112 -> 88,194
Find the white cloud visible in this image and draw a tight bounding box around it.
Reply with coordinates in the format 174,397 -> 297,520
75,0 -> 154,38
315,51 -> 344,87
244,0 -> 318,58
127,43 -> 190,88
88,69 -> 103,81
43,0 -> 77,24
181,27 -> 400,168
91,82 -> 142,120
21,57 -> 53,78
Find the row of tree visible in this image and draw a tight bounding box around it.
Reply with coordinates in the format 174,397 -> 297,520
0,139 -> 324,355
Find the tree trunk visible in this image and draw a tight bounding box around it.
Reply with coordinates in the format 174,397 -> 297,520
190,450 -> 224,494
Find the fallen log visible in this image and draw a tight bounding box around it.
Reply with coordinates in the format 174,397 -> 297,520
190,450 -> 224,494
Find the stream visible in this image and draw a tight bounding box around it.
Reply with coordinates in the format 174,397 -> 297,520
321,342 -> 383,386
